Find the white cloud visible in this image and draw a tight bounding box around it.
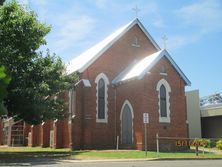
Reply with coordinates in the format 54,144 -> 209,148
167,33 -> 202,50
31,0 -> 47,6
53,15 -> 96,52
168,0 -> 222,50
152,18 -> 165,29
95,0 -> 108,9
18,0 -> 47,8
17,0 -> 29,6
175,0 -> 222,33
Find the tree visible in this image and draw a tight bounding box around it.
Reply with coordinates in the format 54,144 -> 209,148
0,1 -> 76,124
0,65 -> 10,116
0,0 -> 5,6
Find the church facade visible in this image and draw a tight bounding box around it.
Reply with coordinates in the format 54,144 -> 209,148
67,18 -> 191,150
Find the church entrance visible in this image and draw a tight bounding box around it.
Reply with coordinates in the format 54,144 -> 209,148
121,103 -> 133,144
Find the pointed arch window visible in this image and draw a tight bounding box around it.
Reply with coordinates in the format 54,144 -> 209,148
160,85 -> 167,117
156,79 -> 171,123
95,73 -> 109,123
98,78 -> 105,119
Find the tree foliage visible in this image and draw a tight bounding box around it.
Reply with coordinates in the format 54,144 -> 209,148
0,1 -> 76,124
0,0 -> 5,6
0,65 -> 10,116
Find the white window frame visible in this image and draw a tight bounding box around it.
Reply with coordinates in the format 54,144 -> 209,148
156,79 -> 171,123
95,73 -> 109,123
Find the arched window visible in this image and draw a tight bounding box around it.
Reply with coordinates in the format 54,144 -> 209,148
160,85 -> 167,117
98,78 -> 105,119
156,79 -> 171,123
95,73 -> 109,123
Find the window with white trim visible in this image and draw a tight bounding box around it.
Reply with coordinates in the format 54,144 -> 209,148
98,79 -> 105,119
156,79 -> 171,123
160,85 -> 167,117
95,73 -> 109,123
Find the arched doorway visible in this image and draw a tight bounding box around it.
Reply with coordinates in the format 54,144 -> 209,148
121,100 -> 134,144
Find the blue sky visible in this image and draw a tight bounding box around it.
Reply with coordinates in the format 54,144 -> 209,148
17,0 -> 222,97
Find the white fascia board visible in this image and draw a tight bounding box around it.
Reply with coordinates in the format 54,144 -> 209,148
68,19 -> 161,74
78,19 -> 138,73
82,79 -> 91,87
75,79 -> 91,87
112,49 -> 191,86
201,103 -> 222,110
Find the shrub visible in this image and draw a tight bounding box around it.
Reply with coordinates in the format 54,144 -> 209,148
206,140 -> 217,148
202,139 -> 209,147
216,140 -> 222,150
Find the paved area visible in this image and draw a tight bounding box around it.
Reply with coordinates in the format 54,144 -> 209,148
1,160 -> 222,167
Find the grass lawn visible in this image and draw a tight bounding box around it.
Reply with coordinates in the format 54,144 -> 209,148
71,150 -> 222,160
0,146 -> 222,161
0,146 -> 70,153
0,146 -> 71,163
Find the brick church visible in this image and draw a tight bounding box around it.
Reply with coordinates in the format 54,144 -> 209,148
0,18 -> 190,150
66,18 -> 191,150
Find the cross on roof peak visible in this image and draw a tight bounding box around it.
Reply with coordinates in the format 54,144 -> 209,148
162,34 -> 168,49
132,5 -> 141,18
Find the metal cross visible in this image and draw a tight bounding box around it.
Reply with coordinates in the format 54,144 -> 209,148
132,5 -> 141,18
162,34 -> 168,49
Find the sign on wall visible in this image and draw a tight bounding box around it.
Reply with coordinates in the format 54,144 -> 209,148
143,113 -> 149,124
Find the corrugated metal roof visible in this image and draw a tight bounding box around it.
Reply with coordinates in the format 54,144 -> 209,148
200,92 -> 222,108
66,18 -> 160,74
112,50 -> 191,86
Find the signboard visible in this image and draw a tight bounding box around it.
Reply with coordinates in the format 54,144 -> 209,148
143,113 -> 149,124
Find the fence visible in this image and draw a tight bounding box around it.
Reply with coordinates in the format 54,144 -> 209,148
155,134 -> 222,156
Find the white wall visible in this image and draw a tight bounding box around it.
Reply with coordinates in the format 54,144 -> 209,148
186,90 -> 202,138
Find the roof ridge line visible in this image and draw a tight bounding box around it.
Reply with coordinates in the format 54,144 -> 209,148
67,19 -> 161,74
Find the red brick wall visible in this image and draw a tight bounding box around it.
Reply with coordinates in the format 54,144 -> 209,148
71,83 -> 90,149
40,120 -> 52,147
116,57 -> 188,150
76,25 -> 158,149
53,120 -> 62,148
72,24 -> 188,150
53,119 -> 70,148
62,119 -> 70,148
30,124 -> 41,147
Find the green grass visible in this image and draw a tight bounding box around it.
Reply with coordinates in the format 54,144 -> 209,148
0,146 -> 70,153
0,147 -> 71,162
71,150 -> 222,159
0,147 -> 222,161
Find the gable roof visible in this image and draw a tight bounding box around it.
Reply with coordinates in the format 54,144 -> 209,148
66,18 -> 161,74
112,49 -> 191,86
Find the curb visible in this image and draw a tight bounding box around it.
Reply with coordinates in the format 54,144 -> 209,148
151,158 -> 222,161
60,157 -> 222,163
60,158 -> 156,163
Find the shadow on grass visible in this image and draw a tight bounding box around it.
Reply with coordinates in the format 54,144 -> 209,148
0,152 -> 72,166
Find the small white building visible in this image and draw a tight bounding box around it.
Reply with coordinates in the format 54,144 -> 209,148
186,90 -> 222,138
